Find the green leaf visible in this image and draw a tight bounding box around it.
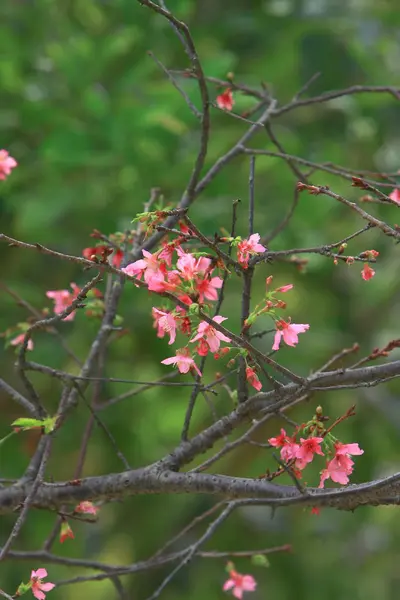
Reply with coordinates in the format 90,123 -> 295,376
251,554 -> 270,568
11,418 -> 44,430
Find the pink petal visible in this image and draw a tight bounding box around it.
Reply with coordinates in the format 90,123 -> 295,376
272,330 -> 282,350
223,580 -> 235,591
33,569 -> 48,579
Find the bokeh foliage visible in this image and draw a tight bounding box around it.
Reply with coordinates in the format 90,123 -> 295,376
1,0 -> 400,599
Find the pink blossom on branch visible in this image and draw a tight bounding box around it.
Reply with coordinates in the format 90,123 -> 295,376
245,366 -> 262,391
122,249 -> 168,291
190,315 -> 230,354
216,88 -> 234,111
223,569 -> 257,599
361,264 -> 375,281
389,188 -> 400,204
75,501 -> 99,515
152,308 -> 179,345
294,437 -> 324,469
29,569 -> 55,600
268,428 -> 299,461
10,333 -> 34,351
176,249 -> 212,280
195,273 -> 223,302
237,234 -> 266,268
272,319 -> 309,350
319,442 -> 364,488
46,283 -> 81,321
334,442 -> 364,457
0,149 -> 17,180
319,454 -> 354,487
161,348 -> 202,377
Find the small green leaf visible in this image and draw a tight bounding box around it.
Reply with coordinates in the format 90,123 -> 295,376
11,418 -> 43,430
251,554 -> 270,568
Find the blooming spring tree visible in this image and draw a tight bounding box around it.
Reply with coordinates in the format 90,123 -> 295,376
1,2 -> 400,598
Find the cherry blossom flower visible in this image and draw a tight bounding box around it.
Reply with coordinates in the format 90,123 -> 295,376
319,442 -> 363,488
60,520 -> 74,543
75,501 -> 99,515
245,366 -> 262,391
176,249 -> 212,281
10,333 -> 34,351
46,283 -> 80,321
268,428 -> 299,461
0,149 -> 17,180
295,437 -> 324,466
122,250 -> 167,290
152,308 -> 179,345
334,442 -> 364,457
319,454 -> 354,487
361,264 -> 375,281
161,348 -> 202,376
195,274 -> 223,302
389,188 -> 400,204
29,569 -> 55,600
217,88 -> 234,111
190,315 -> 230,354
272,319 -> 309,350
223,569 -> 256,599
237,234 -> 266,268
158,240 -> 182,266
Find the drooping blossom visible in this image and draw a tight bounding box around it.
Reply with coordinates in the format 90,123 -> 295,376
223,569 -> 256,599
294,437 -> 324,469
46,283 -> 81,321
361,264 -> 375,281
245,366 -> 262,391
319,454 -> 354,487
29,569 -> 55,600
272,319 -> 309,351
0,149 -> 17,180
190,315 -> 230,354
75,501 -> 99,515
237,234 -> 266,268
60,520 -> 74,543
10,333 -> 34,351
319,441 -> 363,488
152,308 -> 178,345
217,88 -> 234,111
334,442 -> 364,457
389,188 -> 400,204
161,348 -> 202,376
268,428 -> 299,461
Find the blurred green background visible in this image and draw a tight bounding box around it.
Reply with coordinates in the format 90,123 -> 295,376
1,0 -> 400,598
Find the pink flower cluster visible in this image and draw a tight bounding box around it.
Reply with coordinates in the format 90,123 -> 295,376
268,427 -> 363,487
122,244 -> 231,377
